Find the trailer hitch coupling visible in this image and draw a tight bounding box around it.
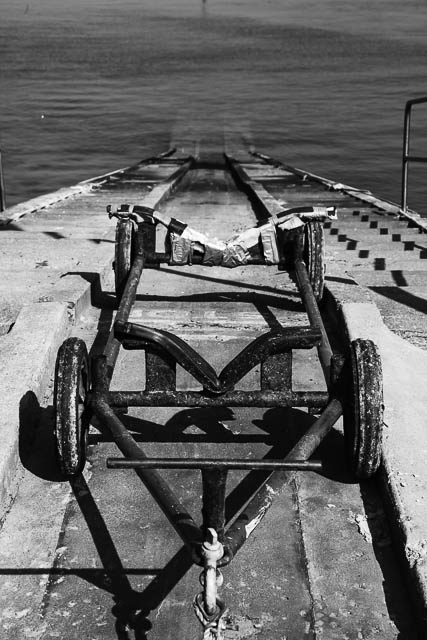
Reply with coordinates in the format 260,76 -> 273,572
193,528 -> 228,638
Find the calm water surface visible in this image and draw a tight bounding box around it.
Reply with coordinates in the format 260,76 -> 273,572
1,0 -> 427,212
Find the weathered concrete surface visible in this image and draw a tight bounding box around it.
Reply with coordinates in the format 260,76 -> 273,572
0,287 -> 415,639
0,157 -> 194,518
0,303 -> 70,518
0,147 -> 426,637
327,294 -> 427,628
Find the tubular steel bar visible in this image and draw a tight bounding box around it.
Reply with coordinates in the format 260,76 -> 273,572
222,396 -> 343,563
114,230 -> 145,329
117,324 -> 321,395
224,155 -> 333,386
293,258 -> 333,385
202,469 -> 227,541
94,157 -> 346,581
103,225 -> 145,379
401,96 -> 427,212
91,359 -> 203,550
102,156 -> 193,377
106,458 -> 323,471
106,389 -> 330,408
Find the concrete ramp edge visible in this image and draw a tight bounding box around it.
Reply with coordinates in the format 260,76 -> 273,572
1,266 -> 426,629
0,259 -> 114,523
325,287 -> 427,627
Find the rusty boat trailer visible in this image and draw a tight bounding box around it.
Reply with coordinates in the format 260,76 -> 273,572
53,153 -> 384,636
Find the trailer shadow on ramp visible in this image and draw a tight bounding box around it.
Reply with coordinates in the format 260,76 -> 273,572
15,401 -> 419,638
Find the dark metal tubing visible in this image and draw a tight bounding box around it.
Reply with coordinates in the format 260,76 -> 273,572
92,157 -> 345,570
223,396 -> 343,563
120,326 -> 320,396
91,357 -> 203,551
103,153 -> 194,374
115,227 -> 145,329
116,321 -> 222,393
102,226 -> 146,380
106,458 -> 323,471
293,258 -> 333,386
106,389 -> 330,408
92,395 -> 204,549
224,156 -> 333,386
401,96 -> 427,212
202,469 -> 228,541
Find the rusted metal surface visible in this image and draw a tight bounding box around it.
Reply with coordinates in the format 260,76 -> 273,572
223,396 -> 343,562
87,174 -> 342,584
24,149 -> 410,639
50,151 -> 394,636
86,170 -> 343,592
294,258 -> 333,385
106,458 -> 323,471
106,389 -> 330,408
114,227 -> 145,326
202,469 -> 228,542
2,146 -> 419,639
117,322 -> 322,394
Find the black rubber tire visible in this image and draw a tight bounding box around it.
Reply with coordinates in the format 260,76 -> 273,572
54,338 -> 90,478
303,221 -> 325,301
114,218 -> 135,299
343,339 -> 383,479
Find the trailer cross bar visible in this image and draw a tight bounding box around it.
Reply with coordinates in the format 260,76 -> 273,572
106,458 -> 323,471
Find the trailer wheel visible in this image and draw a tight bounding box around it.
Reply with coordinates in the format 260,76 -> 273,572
303,221 -> 325,301
344,339 -> 383,479
114,218 -> 135,298
54,338 -> 90,478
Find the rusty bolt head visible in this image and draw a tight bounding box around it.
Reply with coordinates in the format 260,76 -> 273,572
206,528 -> 218,546
203,528 -> 223,555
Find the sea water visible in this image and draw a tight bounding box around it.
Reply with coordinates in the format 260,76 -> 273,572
1,0 -> 427,212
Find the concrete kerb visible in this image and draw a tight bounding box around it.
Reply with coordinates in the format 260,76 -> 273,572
0,302 -> 70,522
324,283 -> 427,629
48,248 -> 115,323
0,249 -> 115,523
0,162 -> 190,523
1,239 -> 426,625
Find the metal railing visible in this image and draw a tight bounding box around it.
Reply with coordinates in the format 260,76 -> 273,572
0,149 -> 5,212
401,96 -> 427,212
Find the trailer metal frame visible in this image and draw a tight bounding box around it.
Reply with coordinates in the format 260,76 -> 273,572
52,154 -> 384,635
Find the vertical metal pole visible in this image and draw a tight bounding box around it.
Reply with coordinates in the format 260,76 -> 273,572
401,102 -> 411,212
0,149 -> 6,212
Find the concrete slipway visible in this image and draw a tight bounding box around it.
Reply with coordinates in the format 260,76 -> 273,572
0,138 -> 426,638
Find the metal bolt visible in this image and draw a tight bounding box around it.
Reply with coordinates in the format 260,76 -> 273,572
203,528 -> 223,558
205,528 -> 218,548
